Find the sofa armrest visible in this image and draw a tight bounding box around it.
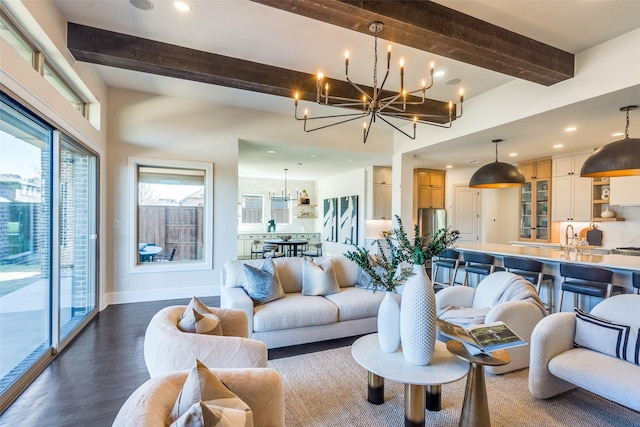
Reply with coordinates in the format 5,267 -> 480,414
528,312 -> 577,399
435,286 -> 475,310
209,307 -> 249,338
211,368 -> 285,427
220,285 -> 255,337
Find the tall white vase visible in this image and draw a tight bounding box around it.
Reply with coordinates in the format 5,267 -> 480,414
377,291 -> 401,352
400,264 -> 437,365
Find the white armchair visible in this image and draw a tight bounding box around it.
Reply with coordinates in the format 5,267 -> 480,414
144,306 -> 268,378
529,294 -> 640,411
435,271 -> 547,374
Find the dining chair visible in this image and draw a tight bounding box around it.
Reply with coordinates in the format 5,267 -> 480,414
302,242 -> 323,257
250,240 -> 263,259
262,244 -> 284,258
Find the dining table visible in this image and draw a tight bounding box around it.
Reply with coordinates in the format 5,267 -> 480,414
264,238 -> 309,257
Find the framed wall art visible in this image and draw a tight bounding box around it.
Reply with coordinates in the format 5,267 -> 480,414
339,195 -> 358,245
323,198 -> 338,242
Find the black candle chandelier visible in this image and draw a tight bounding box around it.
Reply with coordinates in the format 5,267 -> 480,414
294,21 -> 464,144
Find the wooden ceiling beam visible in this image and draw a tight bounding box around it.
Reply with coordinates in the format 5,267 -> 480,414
67,22 -> 451,121
251,0 -> 574,86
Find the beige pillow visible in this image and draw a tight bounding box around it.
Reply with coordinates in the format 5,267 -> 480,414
171,360 -> 253,426
178,297 -> 222,335
302,257 -> 340,296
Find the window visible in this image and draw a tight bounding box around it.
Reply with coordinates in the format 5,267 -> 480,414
129,157 -> 213,271
43,61 -> 86,116
270,198 -> 291,225
240,194 -> 263,224
0,12 -> 34,65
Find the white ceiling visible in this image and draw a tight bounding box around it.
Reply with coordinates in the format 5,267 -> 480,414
53,0 -> 640,179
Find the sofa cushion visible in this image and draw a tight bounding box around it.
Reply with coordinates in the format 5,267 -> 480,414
242,258 -> 285,304
329,255 -> 361,288
574,308 -> 640,365
324,287 -> 387,321
171,360 -> 253,426
272,257 -> 305,293
252,293 -> 338,332
549,347 -> 640,412
223,259 -> 263,288
302,257 -> 340,296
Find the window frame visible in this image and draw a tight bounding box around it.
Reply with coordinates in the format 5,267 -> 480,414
128,156 -> 213,273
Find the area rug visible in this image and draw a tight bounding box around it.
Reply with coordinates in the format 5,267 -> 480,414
268,346 -> 640,427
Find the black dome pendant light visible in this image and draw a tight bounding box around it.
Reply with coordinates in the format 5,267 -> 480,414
581,105 -> 640,177
469,139 -> 526,188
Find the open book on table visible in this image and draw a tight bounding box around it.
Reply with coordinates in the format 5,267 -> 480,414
437,318 -> 526,356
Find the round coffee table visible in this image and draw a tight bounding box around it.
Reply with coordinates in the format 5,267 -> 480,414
352,334 -> 468,427
446,340 -> 511,427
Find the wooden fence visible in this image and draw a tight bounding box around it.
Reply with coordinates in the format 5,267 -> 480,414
138,206 -> 203,261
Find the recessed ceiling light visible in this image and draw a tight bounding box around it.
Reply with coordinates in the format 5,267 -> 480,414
309,154 -> 318,158
267,150 -> 276,154
612,132 -> 624,137
296,162 -> 306,166
466,159 -> 478,164
553,144 -> 564,149
508,152 -> 517,157
174,1 -> 191,12
565,126 -> 577,132
446,78 -> 462,86
346,159 -> 353,162
434,70 -> 445,77
446,165 -> 453,169
129,0 -> 153,11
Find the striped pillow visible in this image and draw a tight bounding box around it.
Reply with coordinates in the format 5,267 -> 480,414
574,308 -> 640,365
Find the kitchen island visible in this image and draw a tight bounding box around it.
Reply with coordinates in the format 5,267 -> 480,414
454,242 -> 639,312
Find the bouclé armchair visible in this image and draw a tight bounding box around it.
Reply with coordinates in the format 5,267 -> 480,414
435,271 -> 547,374
144,306 -> 268,378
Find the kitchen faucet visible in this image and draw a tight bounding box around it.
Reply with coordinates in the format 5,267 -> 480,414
565,224 -> 575,247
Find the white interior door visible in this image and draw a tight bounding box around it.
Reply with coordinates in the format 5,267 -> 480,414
453,185 -> 481,243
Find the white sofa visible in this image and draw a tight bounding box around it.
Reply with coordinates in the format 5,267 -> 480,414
529,294 -> 640,411
435,271 -> 547,374
220,255 -> 389,349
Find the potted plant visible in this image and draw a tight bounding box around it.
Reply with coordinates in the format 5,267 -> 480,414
344,231 -> 413,353
393,215 -> 460,266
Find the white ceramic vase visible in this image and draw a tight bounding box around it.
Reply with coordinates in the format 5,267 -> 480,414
377,291 -> 401,352
400,264 -> 437,365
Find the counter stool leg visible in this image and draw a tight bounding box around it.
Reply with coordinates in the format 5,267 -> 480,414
459,363 -> 491,427
367,371 -> 384,404
426,384 -> 442,411
405,383 -> 426,427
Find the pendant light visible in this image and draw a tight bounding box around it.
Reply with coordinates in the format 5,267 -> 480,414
469,139 -> 526,188
581,106 -> 640,177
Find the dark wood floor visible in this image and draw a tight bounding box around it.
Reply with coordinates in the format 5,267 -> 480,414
0,297 -> 356,426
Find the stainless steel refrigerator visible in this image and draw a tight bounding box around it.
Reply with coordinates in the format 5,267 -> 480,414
417,208 -> 447,239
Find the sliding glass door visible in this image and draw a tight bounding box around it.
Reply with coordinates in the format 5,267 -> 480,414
0,92 -> 99,412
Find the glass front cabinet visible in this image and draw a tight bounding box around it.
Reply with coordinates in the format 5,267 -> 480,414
519,159 -> 552,242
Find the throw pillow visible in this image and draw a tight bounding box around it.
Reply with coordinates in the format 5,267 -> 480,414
302,257 -> 340,296
170,401 -> 252,427
242,257 -> 285,304
178,308 -> 222,335
171,359 -> 253,426
574,308 -> 640,365
183,296 -> 213,317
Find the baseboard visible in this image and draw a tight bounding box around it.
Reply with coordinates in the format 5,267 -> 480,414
104,284 -> 220,306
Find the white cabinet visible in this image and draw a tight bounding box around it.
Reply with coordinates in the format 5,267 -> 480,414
610,176 -> 640,205
552,153 -> 592,221
366,166 -> 392,220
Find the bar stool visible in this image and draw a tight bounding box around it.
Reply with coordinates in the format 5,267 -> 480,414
633,271 -> 640,294
503,256 -> 555,313
558,263 -> 624,311
461,252 -> 499,287
431,249 -> 461,288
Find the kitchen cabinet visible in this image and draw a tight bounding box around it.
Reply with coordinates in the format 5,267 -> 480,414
519,178 -> 551,242
415,169 -> 445,209
366,166 -> 392,219
610,176 -> 640,205
592,179 -> 625,222
551,153 -> 592,221
519,158 -> 552,180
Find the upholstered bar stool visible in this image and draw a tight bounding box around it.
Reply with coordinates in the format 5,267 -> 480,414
432,249 -> 461,288
558,263 -> 623,311
503,256 -> 555,313
633,271 -> 640,294
461,252 -> 499,287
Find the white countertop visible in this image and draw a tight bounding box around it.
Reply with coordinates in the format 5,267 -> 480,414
456,242 -> 640,271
